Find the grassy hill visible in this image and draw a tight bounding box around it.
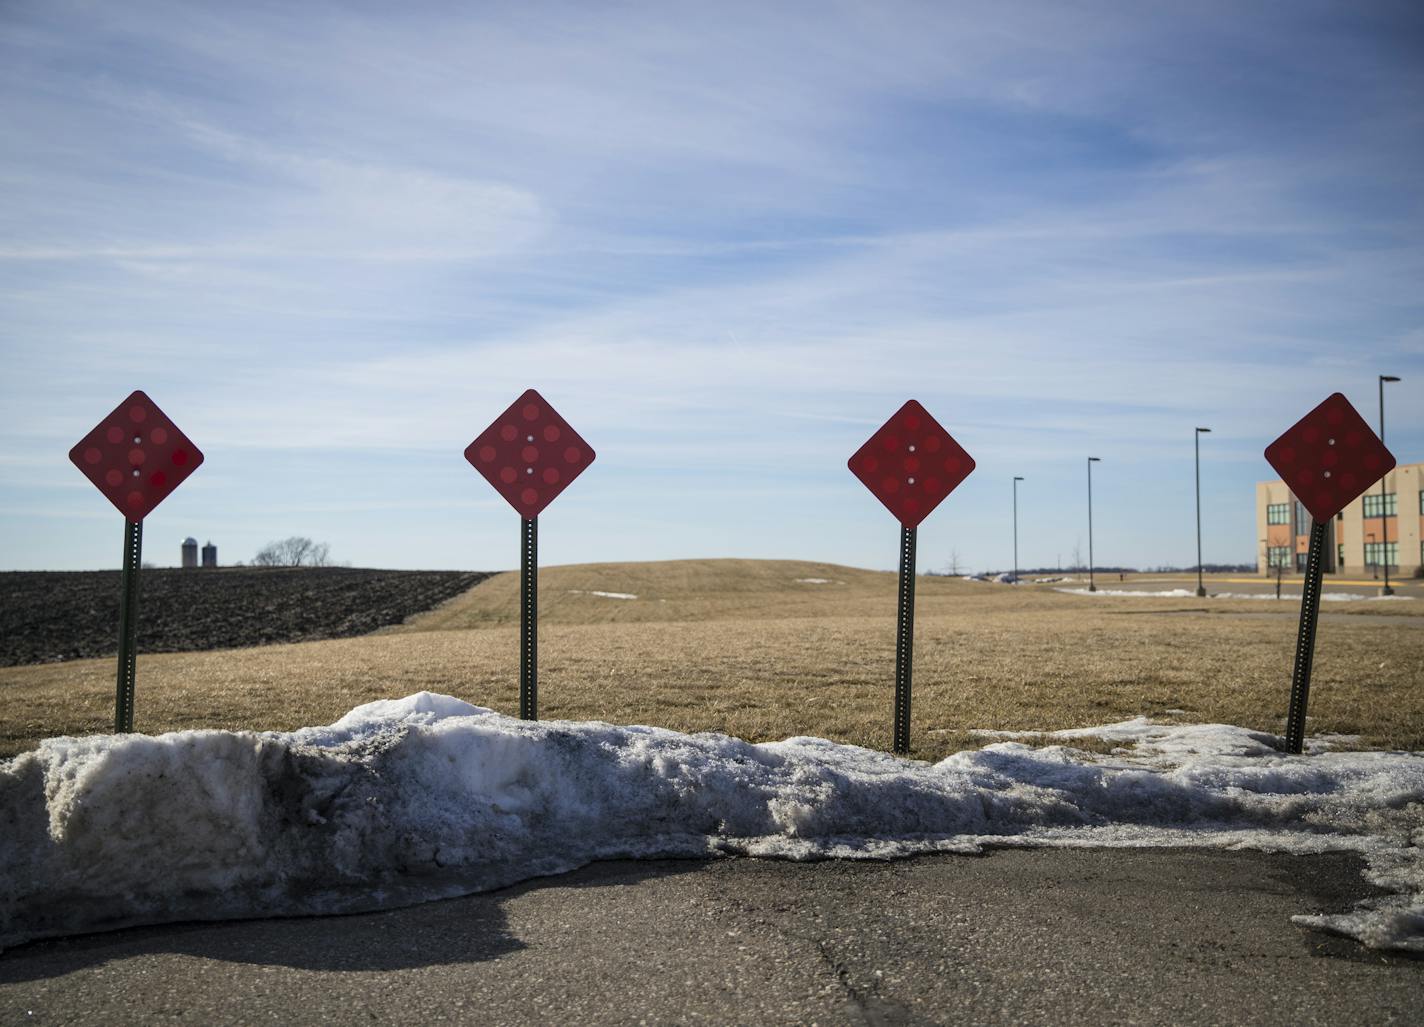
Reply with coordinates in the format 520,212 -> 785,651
2,559 -> 1421,761
398,558 -> 978,630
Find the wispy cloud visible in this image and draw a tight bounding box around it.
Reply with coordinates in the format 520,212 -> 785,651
1,0 -> 1420,571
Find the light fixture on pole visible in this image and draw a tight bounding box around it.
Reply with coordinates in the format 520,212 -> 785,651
1195,427 -> 1211,597
1087,457 -> 1101,592
1012,476 -> 1024,584
1379,375 -> 1400,596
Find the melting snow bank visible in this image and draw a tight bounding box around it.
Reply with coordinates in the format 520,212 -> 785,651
3,696 -> 1423,953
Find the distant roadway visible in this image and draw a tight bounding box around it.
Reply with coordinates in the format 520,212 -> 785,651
1044,573 -> 1422,601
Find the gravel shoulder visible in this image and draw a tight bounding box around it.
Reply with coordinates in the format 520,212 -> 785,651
2,848 -> 1418,1026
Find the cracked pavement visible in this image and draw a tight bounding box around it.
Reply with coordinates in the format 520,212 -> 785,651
2,848 -> 1421,1025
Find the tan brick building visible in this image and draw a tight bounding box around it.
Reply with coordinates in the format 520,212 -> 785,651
1256,460 -> 1422,576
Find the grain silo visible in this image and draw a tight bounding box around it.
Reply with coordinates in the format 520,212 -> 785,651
181,537 -> 198,569
201,540 -> 217,568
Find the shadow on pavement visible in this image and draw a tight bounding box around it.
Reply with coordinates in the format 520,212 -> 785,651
0,858 -> 710,982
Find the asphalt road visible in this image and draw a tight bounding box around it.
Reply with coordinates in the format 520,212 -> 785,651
2,848 -> 1420,1025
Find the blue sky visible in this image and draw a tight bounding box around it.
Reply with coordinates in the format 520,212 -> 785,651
2,0 -> 1421,573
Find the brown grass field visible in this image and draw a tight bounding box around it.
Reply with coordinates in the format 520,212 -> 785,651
2,559 -> 1421,762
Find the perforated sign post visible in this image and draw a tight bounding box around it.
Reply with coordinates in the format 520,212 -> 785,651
69,390 -> 204,733
465,389 -> 595,720
1264,392 -> 1394,754
850,400 -> 975,754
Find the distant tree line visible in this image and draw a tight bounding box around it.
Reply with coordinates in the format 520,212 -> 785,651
252,536 -> 332,568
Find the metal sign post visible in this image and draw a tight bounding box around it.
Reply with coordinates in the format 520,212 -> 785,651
466,389 -> 595,721
849,400 -> 975,755
892,523 -> 917,753
1264,392 -> 1393,754
69,390 -> 204,733
520,516 -> 538,720
1284,519 -> 1327,753
115,518 -> 143,732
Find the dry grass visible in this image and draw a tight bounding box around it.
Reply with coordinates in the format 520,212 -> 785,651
397,558 -> 929,629
3,560 -> 1421,762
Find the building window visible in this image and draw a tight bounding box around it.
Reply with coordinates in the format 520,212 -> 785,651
1337,544 -> 1345,568
1267,503 -> 1290,525
1267,546 -> 1291,568
1362,492 -> 1397,517
1294,501 -> 1309,528
1364,542 -> 1399,567
1295,551 -> 1309,572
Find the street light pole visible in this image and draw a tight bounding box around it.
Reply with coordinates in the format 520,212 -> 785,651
1379,375 -> 1400,596
1087,457 -> 1101,592
1013,476 -> 1024,584
1195,427 -> 1211,597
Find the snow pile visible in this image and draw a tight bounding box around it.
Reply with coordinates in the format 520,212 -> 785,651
3,696 -> 1422,953
795,578 -> 834,584
1055,587 -> 1200,598
568,590 -> 638,600
1070,589 -> 1201,598
968,716 -> 1350,755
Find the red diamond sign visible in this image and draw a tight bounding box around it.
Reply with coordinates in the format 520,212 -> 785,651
1265,392 -> 1395,523
849,400 -> 975,528
465,389 -> 595,517
69,390 -> 204,521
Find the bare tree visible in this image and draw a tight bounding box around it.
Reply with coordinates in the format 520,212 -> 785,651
252,536 -> 332,568
943,549 -> 963,576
